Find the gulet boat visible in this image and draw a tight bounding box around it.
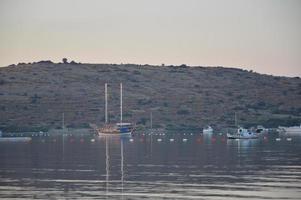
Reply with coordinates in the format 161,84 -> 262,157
97,83 -> 134,136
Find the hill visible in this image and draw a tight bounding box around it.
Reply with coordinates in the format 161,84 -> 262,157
0,61 -> 300,132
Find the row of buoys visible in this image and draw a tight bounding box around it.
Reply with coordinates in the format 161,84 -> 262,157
275,137 -> 292,141
32,134 -> 49,137
264,137 -> 293,142
130,137 -> 294,143
26,136 -> 295,144
141,133 -> 199,136
129,138 -> 188,143
128,137 -> 237,143
8,133 -> 92,138
29,138 -> 96,143
7,133 -> 50,137
130,138 -> 191,143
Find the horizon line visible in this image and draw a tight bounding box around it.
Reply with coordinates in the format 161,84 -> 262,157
1,59 -> 300,79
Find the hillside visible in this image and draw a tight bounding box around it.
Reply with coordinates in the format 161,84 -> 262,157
0,61 -> 301,132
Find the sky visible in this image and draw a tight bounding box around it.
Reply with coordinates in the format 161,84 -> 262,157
0,0 -> 300,77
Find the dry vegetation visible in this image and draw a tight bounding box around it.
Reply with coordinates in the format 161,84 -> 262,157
0,61 -> 300,132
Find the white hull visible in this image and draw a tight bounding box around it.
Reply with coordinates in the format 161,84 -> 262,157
203,130 -> 213,134
227,133 -> 258,139
278,126 -> 301,134
227,127 -> 258,139
203,126 -> 213,134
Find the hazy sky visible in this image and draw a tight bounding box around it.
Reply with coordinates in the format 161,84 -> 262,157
0,0 -> 300,77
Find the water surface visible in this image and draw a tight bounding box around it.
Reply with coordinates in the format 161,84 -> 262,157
0,133 -> 301,199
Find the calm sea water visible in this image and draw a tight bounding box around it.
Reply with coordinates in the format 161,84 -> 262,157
0,132 -> 301,199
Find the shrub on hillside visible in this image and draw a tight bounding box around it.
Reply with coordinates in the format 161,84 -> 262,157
177,109 -> 190,115
62,58 -> 68,64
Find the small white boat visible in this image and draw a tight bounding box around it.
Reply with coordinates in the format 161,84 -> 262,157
227,127 -> 258,139
203,126 -> 213,134
278,125 -> 301,135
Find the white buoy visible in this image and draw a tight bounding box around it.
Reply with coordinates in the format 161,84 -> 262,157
157,138 -> 162,142
276,138 -> 281,141
286,138 -> 292,141
129,138 -> 134,142
91,138 -> 95,143
182,138 -> 187,142
169,138 -> 174,142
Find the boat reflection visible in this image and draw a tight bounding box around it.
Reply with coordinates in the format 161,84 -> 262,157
102,134 -> 129,198
226,138 -> 259,147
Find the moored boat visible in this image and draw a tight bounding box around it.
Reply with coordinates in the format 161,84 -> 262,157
278,125 -> 301,135
97,83 -> 134,136
227,127 -> 258,139
98,123 -> 134,135
203,126 -> 213,134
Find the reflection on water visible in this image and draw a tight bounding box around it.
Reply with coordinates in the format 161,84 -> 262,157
0,133 -> 301,199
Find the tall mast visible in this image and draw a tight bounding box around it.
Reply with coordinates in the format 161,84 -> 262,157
235,112 -> 237,127
105,83 -> 108,124
150,111 -> 153,129
120,83 -> 123,124
62,112 -> 65,130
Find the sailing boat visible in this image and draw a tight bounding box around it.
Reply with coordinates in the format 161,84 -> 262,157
97,83 -> 134,135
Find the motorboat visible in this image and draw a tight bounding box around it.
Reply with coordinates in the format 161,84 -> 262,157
278,125 -> 301,135
227,127 -> 258,139
203,126 -> 213,134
